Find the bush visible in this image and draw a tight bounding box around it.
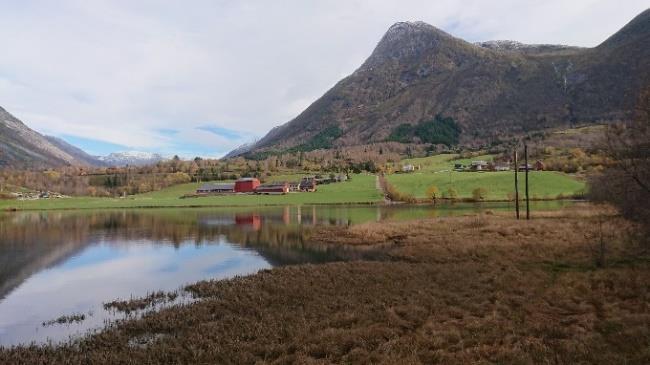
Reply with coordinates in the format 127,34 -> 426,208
426,185 -> 440,202
444,187 -> 458,200
472,187 -> 488,201
385,181 -> 417,203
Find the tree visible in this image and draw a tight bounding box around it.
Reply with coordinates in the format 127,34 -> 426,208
589,89 -> 650,244
426,185 -> 440,202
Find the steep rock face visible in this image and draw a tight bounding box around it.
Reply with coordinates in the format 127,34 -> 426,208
0,107 -> 101,168
241,9 -> 650,155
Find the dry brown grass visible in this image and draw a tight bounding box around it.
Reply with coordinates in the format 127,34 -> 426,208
1,205 -> 648,364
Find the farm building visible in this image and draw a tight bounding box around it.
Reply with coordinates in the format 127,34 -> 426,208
234,178 -> 260,193
300,177 -> 317,192
288,182 -> 301,192
335,174 -> 348,182
470,161 -> 489,171
402,164 -> 415,172
255,182 -> 289,195
196,183 -> 235,194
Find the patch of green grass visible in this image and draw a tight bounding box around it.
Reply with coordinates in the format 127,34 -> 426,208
386,171 -> 585,200
397,154 -> 494,173
0,174 -> 382,211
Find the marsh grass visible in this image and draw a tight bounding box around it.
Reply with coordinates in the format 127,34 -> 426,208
2,204 -> 649,364
103,291 -> 180,315
42,313 -> 87,327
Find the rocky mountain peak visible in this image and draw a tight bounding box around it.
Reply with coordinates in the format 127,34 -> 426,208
232,9 -> 650,157
361,20 -> 460,70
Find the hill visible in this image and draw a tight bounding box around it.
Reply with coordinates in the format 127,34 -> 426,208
0,106 -> 102,168
234,9 -> 650,156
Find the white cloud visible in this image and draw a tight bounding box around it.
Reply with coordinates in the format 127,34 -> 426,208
0,0 -> 647,156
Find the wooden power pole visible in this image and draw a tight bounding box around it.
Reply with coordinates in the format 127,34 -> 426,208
525,144 -> 530,220
514,149 -> 520,219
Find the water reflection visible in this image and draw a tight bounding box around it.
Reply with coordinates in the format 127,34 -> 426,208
0,201 -> 575,346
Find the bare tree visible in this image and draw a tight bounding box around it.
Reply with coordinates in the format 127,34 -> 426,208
589,89 -> 650,244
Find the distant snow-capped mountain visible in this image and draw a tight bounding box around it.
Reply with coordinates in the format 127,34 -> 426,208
98,151 -> 166,167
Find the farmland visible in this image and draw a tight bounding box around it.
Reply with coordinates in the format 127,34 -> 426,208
0,174 -> 383,211
388,154 -> 586,200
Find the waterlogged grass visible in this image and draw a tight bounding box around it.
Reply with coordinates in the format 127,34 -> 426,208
386,170 -> 585,200
2,207 -> 647,363
0,174 -> 382,211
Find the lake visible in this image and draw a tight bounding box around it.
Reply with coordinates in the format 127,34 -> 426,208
0,201 -> 575,346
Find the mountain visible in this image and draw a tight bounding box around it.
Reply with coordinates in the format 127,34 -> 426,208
43,136 -> 105,167
98,151 -> 166,167
234,9 -> 650,156
0,106 -> 102,168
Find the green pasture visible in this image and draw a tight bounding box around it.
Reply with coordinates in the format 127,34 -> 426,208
0,174 -> 382,211
386,170 -> 585,200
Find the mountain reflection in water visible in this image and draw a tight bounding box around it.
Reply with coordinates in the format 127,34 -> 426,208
0,201 -> 575,346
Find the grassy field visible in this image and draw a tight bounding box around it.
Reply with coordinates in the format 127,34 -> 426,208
0,174 -> 383,211
2,206 -> 647,364
398,153 -> 494,172
387,170 -> 586,200
388,154 -> 585,200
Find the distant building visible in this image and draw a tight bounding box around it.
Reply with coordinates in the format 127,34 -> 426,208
234,178 -> 260,193
288,182 -> 301,192
494,164 -> 510,171
196,183 -> 235,194
518,164 -> 533,172
470,161 -> 489,171
255,182 -> 289,195
300,177 -> 317,192
402,164 -> 415,172
335,174 -> 348,182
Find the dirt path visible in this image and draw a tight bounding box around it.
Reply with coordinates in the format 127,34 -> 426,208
375,174 -> 391,204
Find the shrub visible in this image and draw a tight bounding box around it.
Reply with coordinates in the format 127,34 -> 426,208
425,185 -> 440,202
384,181 -> 417,203
445,187 -> 459,200
472,187 -> 488,201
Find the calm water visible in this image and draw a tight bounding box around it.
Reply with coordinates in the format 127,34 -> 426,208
0,201 -> 574,346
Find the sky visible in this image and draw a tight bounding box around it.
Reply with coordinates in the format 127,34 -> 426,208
0,0 -> 647,158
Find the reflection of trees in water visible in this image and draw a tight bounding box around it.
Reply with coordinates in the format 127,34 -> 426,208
0,210 -> 383,299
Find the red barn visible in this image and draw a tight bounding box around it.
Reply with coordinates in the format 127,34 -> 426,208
255,182 -> 289,195
234,177 -> 260,193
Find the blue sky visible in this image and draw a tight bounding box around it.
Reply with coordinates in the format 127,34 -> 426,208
0,0 -> 647,158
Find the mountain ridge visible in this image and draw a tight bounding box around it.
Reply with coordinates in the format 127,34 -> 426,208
0,106 -> 103,168
0,107 -> 168,168
234,9 -> 650,157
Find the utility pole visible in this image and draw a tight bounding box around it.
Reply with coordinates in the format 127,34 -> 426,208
525,144 -> 530,220
514,149 -> 520,219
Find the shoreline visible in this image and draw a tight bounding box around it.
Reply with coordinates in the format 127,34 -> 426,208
2,204 -> 647,363
0,197 -> 586,212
